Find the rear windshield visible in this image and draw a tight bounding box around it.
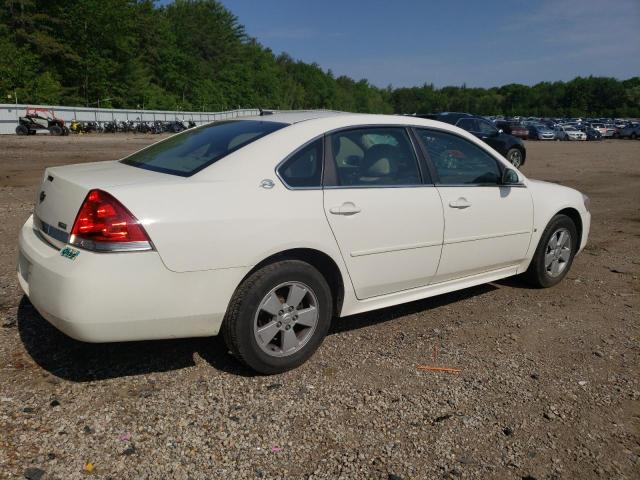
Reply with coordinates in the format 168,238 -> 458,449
121,120 -> 287,176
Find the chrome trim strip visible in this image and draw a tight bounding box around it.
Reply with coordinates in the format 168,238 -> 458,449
70,236 -> 153,252
323,184 -> 434,190
351,240 -> 441,257
38,217 -> 70,243
435,183 -> 527,188
445,230 -> 531,245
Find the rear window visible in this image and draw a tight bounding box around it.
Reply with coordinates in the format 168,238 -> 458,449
121,120 -> 287,176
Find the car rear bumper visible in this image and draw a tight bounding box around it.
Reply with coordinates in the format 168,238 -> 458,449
17,215 -> 248,342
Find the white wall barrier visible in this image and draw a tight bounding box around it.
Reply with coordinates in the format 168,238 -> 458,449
0,103 -> 261,134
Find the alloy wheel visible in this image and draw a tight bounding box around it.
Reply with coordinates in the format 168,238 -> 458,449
508,150 -> 523,168
253,282 -> 319,357
544,228 -> 572,277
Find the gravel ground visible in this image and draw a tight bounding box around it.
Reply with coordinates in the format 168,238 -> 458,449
0,135 -> 639,480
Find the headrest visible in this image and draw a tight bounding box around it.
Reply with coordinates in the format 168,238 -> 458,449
362,144 -> 400,177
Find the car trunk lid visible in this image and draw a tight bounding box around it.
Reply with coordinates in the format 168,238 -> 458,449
33,161 -> 175,249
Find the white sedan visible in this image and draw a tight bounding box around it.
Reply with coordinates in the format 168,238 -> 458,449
18,112 -> 591,373
554,125 -> 587,141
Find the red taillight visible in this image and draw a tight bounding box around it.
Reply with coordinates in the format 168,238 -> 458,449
70,189 -> 152,251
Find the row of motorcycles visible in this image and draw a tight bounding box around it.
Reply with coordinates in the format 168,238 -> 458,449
69,119 -> 197,134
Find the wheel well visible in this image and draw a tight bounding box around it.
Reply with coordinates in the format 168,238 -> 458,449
557,207 -> 583,247
245,249 -> 345,317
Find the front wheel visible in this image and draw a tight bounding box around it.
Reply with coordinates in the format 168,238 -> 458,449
15,125 -> 28,135
223,260 -> 332,374
632,133 -> 638,140
523,214 -> 578,288
506,148 -> 523,169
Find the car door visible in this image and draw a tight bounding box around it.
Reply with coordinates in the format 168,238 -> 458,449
473,118 -> 508,155
413,127 -> 533,283
323,127 -> 444,299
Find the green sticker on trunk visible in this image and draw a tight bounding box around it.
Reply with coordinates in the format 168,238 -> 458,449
60,247 -> 80,260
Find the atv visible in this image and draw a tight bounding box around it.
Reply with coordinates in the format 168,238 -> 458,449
16,108 -> 70,136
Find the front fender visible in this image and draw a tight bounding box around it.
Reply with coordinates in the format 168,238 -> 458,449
517,179 -> 590,273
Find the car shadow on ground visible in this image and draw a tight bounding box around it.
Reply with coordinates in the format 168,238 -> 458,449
329,283 -> 496,334
18,284 -> 498,382
16,296 -> 254,381
493,275 -> 540,290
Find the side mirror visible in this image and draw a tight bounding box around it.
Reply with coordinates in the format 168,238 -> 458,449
502,169 -> 520,185
498,129 -> 503,134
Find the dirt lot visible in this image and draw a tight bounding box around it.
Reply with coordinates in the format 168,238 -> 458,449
0,135 -> 638,480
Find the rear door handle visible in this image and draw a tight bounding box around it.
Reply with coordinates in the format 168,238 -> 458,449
449,198 -> 472,209
329,202 -> 361,215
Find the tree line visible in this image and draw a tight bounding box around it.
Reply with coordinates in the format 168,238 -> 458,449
1,0 -> 638,117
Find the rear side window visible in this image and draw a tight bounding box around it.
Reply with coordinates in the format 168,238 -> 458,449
415,129 -> 501,185
456,118 -> 476,132
122,120 -> 287,176
328,127 -> 421,187
278,139 -> 323,188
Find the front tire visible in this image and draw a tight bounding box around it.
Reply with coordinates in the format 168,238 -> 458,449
222,260 -> 332,374
15,125 -> 28,135
523,214 -> 578,288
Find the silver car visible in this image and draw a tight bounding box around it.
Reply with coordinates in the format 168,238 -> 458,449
618,123 -> 640,139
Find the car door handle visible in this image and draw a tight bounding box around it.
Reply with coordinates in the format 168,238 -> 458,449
449,198 -> 472,209
329,202 -> 361,215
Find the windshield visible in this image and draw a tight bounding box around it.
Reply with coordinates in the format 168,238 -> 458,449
122,120 -> 287,176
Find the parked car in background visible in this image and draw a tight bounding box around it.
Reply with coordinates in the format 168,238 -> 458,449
17,112 -> 590,373
582,126 -> 602,141
528,124 -> 555,140
417,113 -> 526,168
589,123 -> 607,137
554,125 -> 587,141
598,124 -> 615,138
618,123 -> 640,139
495,120 -> 529,140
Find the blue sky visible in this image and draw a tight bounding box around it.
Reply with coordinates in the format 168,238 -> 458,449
169,0 -> 640,88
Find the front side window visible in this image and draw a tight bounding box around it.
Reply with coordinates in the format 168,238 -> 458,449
477,119 -> 498,135
328,128 -> 421,187
122,120 -> 287,176
278,139 -> 323,188
415,129 -> 501,185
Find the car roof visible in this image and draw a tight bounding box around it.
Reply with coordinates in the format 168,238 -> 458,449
237,110 -> 349,125
232,111 -> 479,133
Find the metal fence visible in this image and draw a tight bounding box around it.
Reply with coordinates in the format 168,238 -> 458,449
0,103 -> 261,134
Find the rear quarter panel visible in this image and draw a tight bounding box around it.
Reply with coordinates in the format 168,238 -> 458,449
108,121 -> 349,276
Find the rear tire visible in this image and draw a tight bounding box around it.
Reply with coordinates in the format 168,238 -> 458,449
222,260 -> 332,374
632,133 -> 638,140
523,214 -> 578,288
15,125 -> 28,135
506,148 -> 523,169
49,125 -> 62,136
